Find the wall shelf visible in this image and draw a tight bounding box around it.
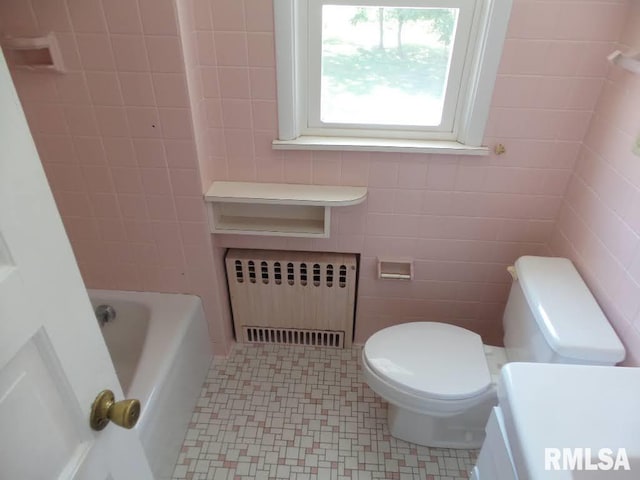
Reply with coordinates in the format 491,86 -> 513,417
1,33 -> 65,72
204,181 -> 367,237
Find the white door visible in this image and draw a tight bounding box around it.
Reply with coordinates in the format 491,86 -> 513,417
0,52 -> 153,479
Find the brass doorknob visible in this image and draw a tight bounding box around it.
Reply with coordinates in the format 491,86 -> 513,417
90,389 -> 141,431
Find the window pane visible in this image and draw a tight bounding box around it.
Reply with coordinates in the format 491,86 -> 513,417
320,5 -> 458,127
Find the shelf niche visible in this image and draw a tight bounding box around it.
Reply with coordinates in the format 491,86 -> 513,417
205,181 -> 368,238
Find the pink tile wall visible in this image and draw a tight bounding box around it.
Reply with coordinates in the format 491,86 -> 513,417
550,3 -> 640,366
176,0 -> 235,350
188,0 -> 627,345
0,0 -> 231,354
3,0 -> 632,354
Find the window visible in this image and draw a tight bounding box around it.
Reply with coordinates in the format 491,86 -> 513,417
273,0 -> 512,153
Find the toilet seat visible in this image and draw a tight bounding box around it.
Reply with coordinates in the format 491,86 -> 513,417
363,322 -> 492,401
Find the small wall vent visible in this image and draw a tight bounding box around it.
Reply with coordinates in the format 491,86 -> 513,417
225,249 -> 357,348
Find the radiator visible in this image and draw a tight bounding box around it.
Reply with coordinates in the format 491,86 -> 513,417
225,249 -> 357,348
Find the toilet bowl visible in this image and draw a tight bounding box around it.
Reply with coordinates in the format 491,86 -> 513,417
362,322 -> 506,448
361,256 -> 626,448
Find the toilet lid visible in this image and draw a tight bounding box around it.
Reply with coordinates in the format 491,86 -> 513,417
364,322 -> 492,400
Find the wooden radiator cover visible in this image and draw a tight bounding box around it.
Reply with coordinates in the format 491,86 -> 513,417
225,249 -> 357,347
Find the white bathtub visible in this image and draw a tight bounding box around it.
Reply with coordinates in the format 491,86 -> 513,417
89,289 -> 213,480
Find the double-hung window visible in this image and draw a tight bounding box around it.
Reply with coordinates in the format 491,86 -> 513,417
273,0 -> 512,153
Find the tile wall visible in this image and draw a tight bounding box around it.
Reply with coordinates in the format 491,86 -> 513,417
0,0 -> 233,354
2,0 -> 637,360
182,0 -> 628,346
550,2 -> 640,366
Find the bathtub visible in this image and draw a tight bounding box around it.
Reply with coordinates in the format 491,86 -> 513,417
89,289 -> 213,480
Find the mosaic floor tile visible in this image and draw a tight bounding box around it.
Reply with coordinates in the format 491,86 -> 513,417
172,344 -> 477,480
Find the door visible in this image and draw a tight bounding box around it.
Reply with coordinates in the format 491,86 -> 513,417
0,52 -> 153,478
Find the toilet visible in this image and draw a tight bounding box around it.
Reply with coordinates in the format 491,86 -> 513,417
361,256 -> 626,449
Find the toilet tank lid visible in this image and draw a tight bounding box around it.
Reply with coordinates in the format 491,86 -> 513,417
514,256 -> 625,364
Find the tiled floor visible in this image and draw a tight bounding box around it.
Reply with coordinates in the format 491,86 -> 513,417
172,344 -> 477,480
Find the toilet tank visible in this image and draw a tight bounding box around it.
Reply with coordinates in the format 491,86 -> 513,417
502,256 -> 625,365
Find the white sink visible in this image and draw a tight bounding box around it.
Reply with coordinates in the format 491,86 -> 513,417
498,363 -> 640,480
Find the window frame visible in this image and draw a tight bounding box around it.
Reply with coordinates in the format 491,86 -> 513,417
306,0 -> 476,138
273,0 -> 512,154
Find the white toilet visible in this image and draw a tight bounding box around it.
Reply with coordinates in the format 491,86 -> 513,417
362,256 -> 626,449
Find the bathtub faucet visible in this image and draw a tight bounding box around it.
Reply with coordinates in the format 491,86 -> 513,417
95,304 -> 116,327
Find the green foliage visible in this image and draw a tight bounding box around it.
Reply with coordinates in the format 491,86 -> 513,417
351,7 -> 386,48
392,8 -> 455,45
350,7 -> 371,26
349,7 -> 455,47
424,9 -> 456,45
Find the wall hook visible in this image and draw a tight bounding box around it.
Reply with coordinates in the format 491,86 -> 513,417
608,50 -> 640,75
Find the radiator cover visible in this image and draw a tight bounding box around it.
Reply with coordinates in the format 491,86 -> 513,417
225,249 -> 357,347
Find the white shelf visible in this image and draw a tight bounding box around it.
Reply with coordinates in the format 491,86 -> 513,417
204,181 -> 367,237
205,181 -> 367,206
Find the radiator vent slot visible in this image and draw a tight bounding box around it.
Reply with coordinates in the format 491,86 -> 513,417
287,263 -> 294,285
339,265 -> 347,287
231,260 -> 350,288
248,260 -> 256,283
243,326 -> 344,348
226,249 -> 357,348
300,263 -> 307,286
234,260 -> 243,283
274,262 -> 282,285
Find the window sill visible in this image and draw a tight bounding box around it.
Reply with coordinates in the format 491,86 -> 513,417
272,136 -> 489,155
